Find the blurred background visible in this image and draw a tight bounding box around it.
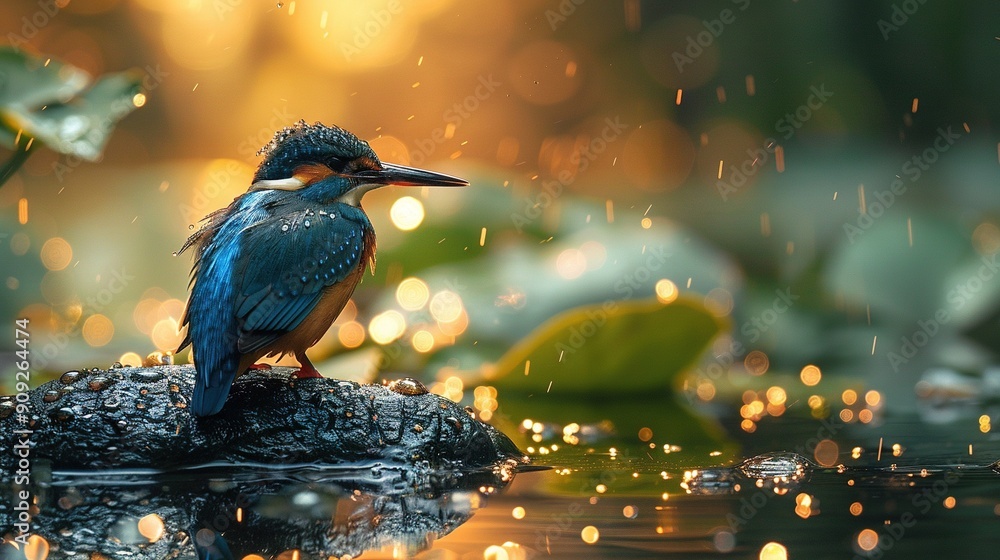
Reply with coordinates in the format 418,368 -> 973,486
2,0 -> 1000,449
6,2 -> 1000,558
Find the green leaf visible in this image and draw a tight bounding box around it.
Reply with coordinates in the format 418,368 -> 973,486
0,47 -> 145,163
486,298 -> 725,394
3,70 -> 144,162
0,47 -> 90,112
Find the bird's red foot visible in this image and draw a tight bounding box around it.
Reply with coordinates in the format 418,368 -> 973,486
293,364 -> 322,379
247,363 -> 272,371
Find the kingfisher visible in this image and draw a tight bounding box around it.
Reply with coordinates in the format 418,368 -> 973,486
178,121 -> 467,417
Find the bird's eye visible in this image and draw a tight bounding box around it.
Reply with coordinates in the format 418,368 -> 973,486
344,157 -> 379,175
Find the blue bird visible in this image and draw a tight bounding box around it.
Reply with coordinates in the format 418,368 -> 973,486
178,121 -> 467,417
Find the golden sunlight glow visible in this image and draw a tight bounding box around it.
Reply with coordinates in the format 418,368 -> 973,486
555,248 -> 588,280
655,279 -> 678,303
23,535 -> 48,560
429,290 -> 464,323
842,389 -> 858,405
390,196 -> 425,231
857,529 -> 879,551
759,542 -> 787,560
412,330 -> 435,353
138,513 -> 165,542
794,493 -> 813,519
151,317 -> 182,350
396,277 -> 430,310
744,350 -> 769,375
369,310 -> 407,344
119,352 -> 143,367
813,439 -> 839,467
581,526 -> 600,544
338,321 -> 365,348
800,364 -> 821,386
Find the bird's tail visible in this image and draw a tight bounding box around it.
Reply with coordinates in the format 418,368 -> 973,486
191,381 -> 233,417
190,340 -> 243,417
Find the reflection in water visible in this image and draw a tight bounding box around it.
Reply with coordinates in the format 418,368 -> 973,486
0,461 -> 521,559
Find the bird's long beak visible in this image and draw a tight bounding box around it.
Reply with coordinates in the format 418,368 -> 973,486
358,162 -> 469,187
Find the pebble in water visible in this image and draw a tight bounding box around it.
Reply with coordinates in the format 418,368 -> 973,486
681,452 -> 811,495
738,452 -> 811,481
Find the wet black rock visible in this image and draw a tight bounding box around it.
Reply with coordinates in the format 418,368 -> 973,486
0,366 -> 526,472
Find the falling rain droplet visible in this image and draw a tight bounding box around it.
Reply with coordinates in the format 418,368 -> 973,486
388,377 -> 429,395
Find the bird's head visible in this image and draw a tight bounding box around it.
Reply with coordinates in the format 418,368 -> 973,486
250,120 -> 467,205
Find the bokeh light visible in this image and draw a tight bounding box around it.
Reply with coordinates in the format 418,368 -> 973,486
369,310 -> 407,344
40,237 -> 72,271
396,277 -> 430,310
82,314 -> 114,347
390,196 -> 425,231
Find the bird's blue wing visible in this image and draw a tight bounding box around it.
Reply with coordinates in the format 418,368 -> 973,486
233,205 -> 368,354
